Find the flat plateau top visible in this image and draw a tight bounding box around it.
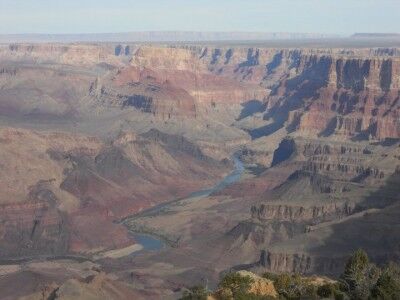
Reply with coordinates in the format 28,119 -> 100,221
1,35 -> 400,48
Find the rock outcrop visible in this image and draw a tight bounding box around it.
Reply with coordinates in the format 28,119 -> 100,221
0,127 -> 230,257
265,54 -> 400,140
0,43 -> 129,66
226,136 -> 400,275
91,46 -> 269,118
19,272 -> 144,300
210,270 -> 278,299
1,43 -> 399,131
0,42 -> 400,295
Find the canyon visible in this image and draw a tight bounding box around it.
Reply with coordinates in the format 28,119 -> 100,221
0,41 -> 399,299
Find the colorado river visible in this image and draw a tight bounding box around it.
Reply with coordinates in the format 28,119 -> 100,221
185,156 -> 245,198
0,157 -> 246,263
127,156 -> 245,253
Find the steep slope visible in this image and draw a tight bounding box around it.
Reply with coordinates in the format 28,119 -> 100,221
0,44 -> 129,66
1,43 -> 400,296
226,137 -> 400,275
90,46 -> 268,118
252,53 -> 399,140
0,127 -> 230,257
2,44 -> 398,141
0,62 -> 95,118
19,272 -> 144,300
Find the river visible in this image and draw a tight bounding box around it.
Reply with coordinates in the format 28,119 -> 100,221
128,156 -> 245,254
0,157 -> 245,263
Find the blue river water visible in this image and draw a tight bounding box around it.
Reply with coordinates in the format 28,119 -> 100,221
132,233 -> 165,252
186,156 -> 245,198
130,156 -> 245,253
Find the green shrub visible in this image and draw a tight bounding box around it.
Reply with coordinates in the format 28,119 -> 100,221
262,272 -> 278,282
272,273 -> 314,299
213,287 -> 233,300
302,283 -> 319,299
180,285 -> 208,300
371,262 -> 400,299
340,249 -> 380,299
235,293 -> 276,300
333,290 -> 347,300
219,272 -> 254,298
317,283 -> 334,298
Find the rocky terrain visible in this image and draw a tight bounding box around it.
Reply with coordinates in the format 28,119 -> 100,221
0,42 -> 399,299
0,126 -> 229,257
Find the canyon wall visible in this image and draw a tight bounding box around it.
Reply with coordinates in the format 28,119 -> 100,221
0,43 -> 399,283
0,127 -> 230,257
1,43 -> 399,136
120,45 -> 400,138
227,135 -> 400,275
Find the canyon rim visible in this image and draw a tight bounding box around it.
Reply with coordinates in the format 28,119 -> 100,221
0,1 -> 400,299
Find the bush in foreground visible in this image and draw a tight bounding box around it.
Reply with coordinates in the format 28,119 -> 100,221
218,272 -> 254,299
180,285 -> 208,300
371,262 -> 400,299
181,249 -> 400,300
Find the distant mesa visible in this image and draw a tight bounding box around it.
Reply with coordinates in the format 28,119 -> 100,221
352,33 -> 400,38
0,31 -> 340,43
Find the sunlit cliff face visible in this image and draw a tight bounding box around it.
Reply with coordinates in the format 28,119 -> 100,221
0,42 -> 399,299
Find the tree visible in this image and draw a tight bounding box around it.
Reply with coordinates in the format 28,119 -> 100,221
340,249 -> 380,299
272,273 -> 318,299
317,283 -> 334,298
218,272 -> 254,298
371,262 -> 400,299
273,273 -> 300,299
180,285 -> 208,300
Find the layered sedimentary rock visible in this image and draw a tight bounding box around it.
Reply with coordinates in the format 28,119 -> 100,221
227,136 -> 400,275
91,46 -> 268,117
130,46 -> 400,138
1,43 -> 399,131
265,54 -> 400,140
257,250 -> 346,275
0,62 -> 93,118
0,43 -> 130,66
90,66 -> 198,118
22,273 -> 140,300
251,201 -> 355,223
0,201 -> 69,258
0,127 -> 229,257
0,42 -> 400,294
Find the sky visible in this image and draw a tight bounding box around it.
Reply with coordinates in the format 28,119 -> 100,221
0,0 -> 399,35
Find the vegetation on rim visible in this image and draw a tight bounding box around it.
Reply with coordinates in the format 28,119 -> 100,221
180,249 -> 400,300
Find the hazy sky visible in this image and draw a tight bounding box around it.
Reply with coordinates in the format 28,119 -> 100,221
0,0 -> 399,35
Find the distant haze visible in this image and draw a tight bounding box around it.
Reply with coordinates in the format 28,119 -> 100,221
0,0 -> 399,35
0,31 -> 340,43
2,32 -> 400,48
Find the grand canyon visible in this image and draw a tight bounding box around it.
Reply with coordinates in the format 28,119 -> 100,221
0,34 -> 399,299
